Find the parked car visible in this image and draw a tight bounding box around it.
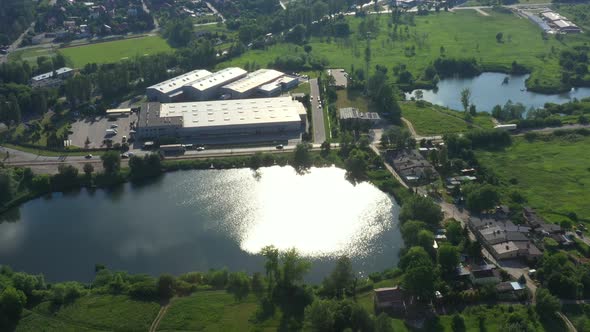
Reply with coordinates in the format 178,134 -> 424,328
85,154 -> 93,159
275,144 -> 284,150
196,146 -> 205,151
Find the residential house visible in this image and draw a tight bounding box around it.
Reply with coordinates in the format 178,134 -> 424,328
374,287 -> 407,314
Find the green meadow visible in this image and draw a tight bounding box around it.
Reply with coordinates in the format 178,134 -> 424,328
476,135 -> 590,224
59,36 -> 172,67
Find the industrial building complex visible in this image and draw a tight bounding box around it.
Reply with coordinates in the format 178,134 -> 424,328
146,67 -> 300,103
136,97 -> 307,143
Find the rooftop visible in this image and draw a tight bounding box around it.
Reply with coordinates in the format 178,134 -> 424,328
491,241 -> 520,255
31,67 -> 73,81
155,97 -> 304,129
338,107 -> 381,121
374,287 -> 404,303
223,69 -> 284,94
147,69 -> 212,94
186,67 -> 247,92
554,19 -> 578,29
541,11 -> 563,21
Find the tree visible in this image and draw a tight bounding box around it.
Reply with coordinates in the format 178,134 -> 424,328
261,245 -> 279,294
293,143 -> 312,172
414,89 -> 424,101
157,274 -> 175,300
438,244 -> 460,275
304,299 -> 335,331
445,220 -> 463,246
401,220 -> 427,247
451,314 -> 466,332
535,288 -> 560,317
374,312 -> 394,332
399,246 -> 432,271
101,151 -> 121,174
460,88 -> 471,113
322,256 -> 355,298
304,45 -> 312,54
0,169 -> 15,205
463,184 -> 500,213
83,163 -> 94,177
417,229 -> 435,252
403,262 -> 435,300
227,272 -> 250,301
496,32 -> 503,43
469,104 -> 476,116
0,287 -> 26,326
345,148 -> 368,181
399,196 -> 443,225
251,272 -> 266,298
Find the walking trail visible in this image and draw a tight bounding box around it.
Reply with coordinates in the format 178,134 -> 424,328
149,301 -> 171,332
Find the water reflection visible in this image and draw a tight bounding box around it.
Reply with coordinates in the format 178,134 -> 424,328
0,166 -> 401,282
407,72 -> 590,112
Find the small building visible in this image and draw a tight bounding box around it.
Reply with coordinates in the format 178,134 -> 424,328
470,266 -> 501,285
553,19 -> 581,33
385,149 -> 438,185
30,67 -> 74,88
374,287 -> 407,314
540,11 -> 563,22
338,107 -> 381,124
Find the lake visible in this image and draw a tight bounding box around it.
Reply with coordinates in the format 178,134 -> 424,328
407,72 -> 590,112
0,166 -> 402,283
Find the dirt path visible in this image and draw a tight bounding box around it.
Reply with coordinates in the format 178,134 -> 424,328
149,301 -> 171,332
558,312 -> 578,332
401,117 -> 418,137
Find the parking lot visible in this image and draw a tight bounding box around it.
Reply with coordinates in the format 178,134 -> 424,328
69,113 -> 137,149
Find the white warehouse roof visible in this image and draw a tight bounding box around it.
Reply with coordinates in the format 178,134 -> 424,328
31,67 -> 73,81
541,11 -> 563,22
159,97 -> 304,128
223,69 -> 284,94
146,69 -> 212,94
186,67 -> 247,92
554,19 -> 577,28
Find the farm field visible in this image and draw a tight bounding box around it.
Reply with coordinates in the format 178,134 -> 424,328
401,101 -> 494,135
59,36 -> 172,67
476,135 -> 590,224
221,10 -> 588,92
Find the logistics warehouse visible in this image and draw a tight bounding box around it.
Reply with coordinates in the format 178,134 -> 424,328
145,67 -> 299,102
137,97 -> 307,141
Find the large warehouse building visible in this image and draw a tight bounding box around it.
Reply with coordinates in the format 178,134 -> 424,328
145,69 -> 212,103
137,97 -> 307,142
183,67 -> 247,101
145,67 -> 300,103
221,69 -> 285,99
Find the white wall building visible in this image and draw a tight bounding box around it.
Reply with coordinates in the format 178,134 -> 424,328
183,67 -> 247,101
221,69 -> 285,99
137,97 -> 306,142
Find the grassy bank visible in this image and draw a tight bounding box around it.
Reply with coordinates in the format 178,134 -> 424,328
476,135 -> 590,224
59,36 -> 172,68
401,101 -> 494,135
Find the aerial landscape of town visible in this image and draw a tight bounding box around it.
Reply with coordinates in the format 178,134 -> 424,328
1,0 -> 590,330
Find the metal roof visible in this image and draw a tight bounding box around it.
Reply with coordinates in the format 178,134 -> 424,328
146,69 -> 212,94
223,69 -> 284,94
186,67 -> 247,92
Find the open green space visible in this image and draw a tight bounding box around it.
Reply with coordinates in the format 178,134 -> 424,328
59,36 -> 172,68
401,101 -> 494,135
557,4 -> 590,33
335,89 -> 379,113
157,291 -> 278,331
221,10 -> 588,91
30,295 -> 159,332
476,135 -> 590,224
16,310 -> 102,332
8,47 -> 57,63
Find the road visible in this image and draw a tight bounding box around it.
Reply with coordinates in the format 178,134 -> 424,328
205,2 -> 225,23
0,22 -> 36,64
141,0 -> 160,31
309,78 -> 327,143
0,143 -> 328,173
279,0 -> 287,10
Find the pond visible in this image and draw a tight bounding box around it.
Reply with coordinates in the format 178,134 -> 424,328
0,166 -> 402,283
406,72 -> 590,112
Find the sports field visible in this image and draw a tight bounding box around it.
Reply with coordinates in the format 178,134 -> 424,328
221,10 -> 589,92
59,36 -> 172,67
476,135 -> 590,224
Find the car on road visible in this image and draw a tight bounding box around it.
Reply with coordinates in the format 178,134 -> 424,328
85,154 -> 93,159
110,124 -> 119,128
196,146 -> 205,151
121,153 -> 129,159
275,144 -> 284,150
318,104 -> 322,109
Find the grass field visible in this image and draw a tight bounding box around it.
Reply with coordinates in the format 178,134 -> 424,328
28,295 -> 160,332
476,135 -> 590,224
221,10 -> 588,91
59,36 -> 172,68
157,291 -> 279,331
16,310 -> 102,332
8,47 -> 57,63
401,101 -> 494,135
